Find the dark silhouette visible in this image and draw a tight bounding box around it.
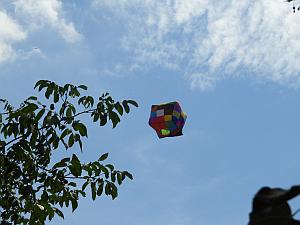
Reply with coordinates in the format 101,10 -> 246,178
248,186 -> 300,225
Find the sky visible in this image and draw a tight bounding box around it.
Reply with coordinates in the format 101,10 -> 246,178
1,0 -> 300,225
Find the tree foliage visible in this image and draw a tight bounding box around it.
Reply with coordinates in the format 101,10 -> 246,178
0,80 -> 138,225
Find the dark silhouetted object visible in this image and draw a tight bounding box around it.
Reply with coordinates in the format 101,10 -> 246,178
248,185 -> 300,225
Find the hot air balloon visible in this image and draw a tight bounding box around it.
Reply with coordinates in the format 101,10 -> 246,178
148,101 -> 187,138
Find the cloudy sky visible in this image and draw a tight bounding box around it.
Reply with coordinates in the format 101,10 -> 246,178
2,0 -> 300,225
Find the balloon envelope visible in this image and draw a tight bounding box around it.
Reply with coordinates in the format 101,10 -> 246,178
148,101 -> 187,138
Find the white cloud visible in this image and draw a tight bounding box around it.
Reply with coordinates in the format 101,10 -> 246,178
188,73 -> 216,91
93,0 -> 300,89
14,0 -> 81,43
20,47 -> 46,60
100,63 -> 142,77
0,0 -> 81,64
0,10 -> 26,62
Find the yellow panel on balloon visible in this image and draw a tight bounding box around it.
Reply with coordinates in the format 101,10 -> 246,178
164,115 -> 172,121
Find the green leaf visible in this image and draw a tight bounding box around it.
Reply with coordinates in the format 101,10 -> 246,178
30,131 -> 38,145
111,172 -> 116,182
22,103 -> 38,113
82,181 -> 89,191
98,153 -> 108,161
93,113 -> 99,122
106,164 -> 114,171
111,184 -> 118,200
38,81 -> 48,92
114,102 -> 123,116
61,157 -> 71,163
110,111 -> 120,128
51,114 -> 60,126
77,138 -> 83,152
70,105 -> 76,115
124,171 -> 133,180
35,80 -> 49,90
54,92 -> 59,103
78,85 -> 87,90
68,134 -> 75,147
53,208 -> 64,219
117,173 -> 122,185
69,182 -> 76,187
91,182 -> 96,200
34,80 -> 43,89
99,165 -> 109,178
127,100 -> 139,107
85,164 -> 93,176
60,129 -> 72,140
77,123 -> 87,137
97,182 -> 104,196
45,86 -> 53,99
71,198 -> 78,212
59,105 -> 66,117
105,183 -> 110,195
40,85 -> 48,93
78,96 -> 85,105
72,87 -> 81,97
53,161 -> 67,169
69,154 -> 82,177
87,96 -> 94,107
52,157 -> 70,169
122,100 -> 130,113
27,96 -> 38,101
99,114 -> 107,126
65,197 -> 70,208
71,154 -> 80,164
66,107 -> 72,118
78,190 -> 86,197
35,108 -> 45,122
48,207 -> 55,221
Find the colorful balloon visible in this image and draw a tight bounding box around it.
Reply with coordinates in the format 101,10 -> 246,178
149,101 -> 187,138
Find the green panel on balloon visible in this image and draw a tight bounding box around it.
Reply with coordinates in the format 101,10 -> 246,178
161,129 -> 170,136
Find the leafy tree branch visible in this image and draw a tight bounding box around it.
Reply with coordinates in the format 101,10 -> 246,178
0,80 -> 138,225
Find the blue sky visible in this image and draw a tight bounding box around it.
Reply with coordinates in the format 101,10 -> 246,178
1,1 -> 300,225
